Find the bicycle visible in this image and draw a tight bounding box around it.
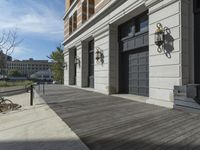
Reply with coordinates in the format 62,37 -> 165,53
0,96 -> 21,112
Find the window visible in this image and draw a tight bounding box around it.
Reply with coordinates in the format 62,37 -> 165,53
119,12 -> 148,40
73,11 -> 77,31
69,11 -> 77,34
119,20 -> 135,39
194,0 -> 200,12
82,0 -> 87,23
70,0 -> 75,6
136,13 -> 148,33
81,0 -> 94,23
69,17 -> 73,34
88,0 -> 95,18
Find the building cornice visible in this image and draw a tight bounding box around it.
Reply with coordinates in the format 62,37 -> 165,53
145,0 -> 163,8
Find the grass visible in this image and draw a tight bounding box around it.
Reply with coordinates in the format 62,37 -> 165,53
0,80 -> 33,87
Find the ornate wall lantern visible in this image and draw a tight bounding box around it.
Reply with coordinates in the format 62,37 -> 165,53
74,56 -> 80,66
155,23 -> 165,53
63,62 -> 67,70
96,47 -> 104,64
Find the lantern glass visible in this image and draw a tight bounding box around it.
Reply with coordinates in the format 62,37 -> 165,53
96,51 -> 101,60
155,31 -> 164,47
75,57 -> 79,64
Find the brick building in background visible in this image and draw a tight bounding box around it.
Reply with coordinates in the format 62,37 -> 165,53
63,0 -> 200,111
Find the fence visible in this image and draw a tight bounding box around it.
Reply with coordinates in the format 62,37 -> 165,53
0,86 -> 34,106
0,83 -> 47,107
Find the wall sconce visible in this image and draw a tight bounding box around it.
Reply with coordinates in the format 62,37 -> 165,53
74,56 -> 80,66
63,62 -> 67,70
155,23 -> 165,53
96,47 -> 104,64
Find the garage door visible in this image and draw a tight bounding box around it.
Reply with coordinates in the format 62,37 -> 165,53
121,47 -> 149,96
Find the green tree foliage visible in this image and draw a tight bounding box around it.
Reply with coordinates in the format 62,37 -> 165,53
8,69 -> 22,77
48,47 -> 64,84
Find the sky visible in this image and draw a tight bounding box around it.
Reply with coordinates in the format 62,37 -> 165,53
0,0 -> 65,60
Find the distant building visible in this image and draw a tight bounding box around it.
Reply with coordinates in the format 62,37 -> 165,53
0,51 -> 12,76
6,58 -> 53,77
6,55 -> 12,61
30,70 -> 53,81
0,51 -> 12,62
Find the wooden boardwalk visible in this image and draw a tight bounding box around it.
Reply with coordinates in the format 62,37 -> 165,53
37,85 -> 200,150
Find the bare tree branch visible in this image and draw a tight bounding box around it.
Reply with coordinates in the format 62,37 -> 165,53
0,29 -> 21,56
0,29 -> 22,78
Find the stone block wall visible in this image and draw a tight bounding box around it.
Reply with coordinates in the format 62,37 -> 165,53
146,0 -> 191,108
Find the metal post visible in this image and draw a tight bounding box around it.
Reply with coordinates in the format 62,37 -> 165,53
38,83 -> 40,91
30,85 -> 33,106
43,82 -> 45,95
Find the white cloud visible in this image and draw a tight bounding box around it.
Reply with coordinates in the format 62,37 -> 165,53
0,0 -> 64,40
12,46 -> 33,59
14,46 -> 31,54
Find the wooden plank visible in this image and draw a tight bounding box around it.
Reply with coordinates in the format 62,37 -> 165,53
36,85 -> 200,150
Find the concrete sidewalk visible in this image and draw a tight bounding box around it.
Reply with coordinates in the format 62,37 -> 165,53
0,92 -> 89,150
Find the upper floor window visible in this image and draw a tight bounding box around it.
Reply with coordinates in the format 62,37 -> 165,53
73,11 -> 77,31
88,0 -> 95,18
70,0 -> 75,6
82,0 -> 87,23
69,17 -> 73,34
69,11 -> 77,34
82,0 -> 94,23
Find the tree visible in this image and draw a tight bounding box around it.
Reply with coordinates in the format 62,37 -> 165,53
48,46 -> 64,84
0,29 -> 21,77
0,29 -> 20,55
8,69 -> 22,77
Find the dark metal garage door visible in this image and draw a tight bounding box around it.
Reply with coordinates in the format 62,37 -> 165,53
118,12 -> 149,96
121,47 -> 149,96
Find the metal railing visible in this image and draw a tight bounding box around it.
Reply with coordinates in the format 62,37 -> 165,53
0,85 -> 34,107
0,88 -> 28,97
37,82 -> 46,95
0,82 -> 47,111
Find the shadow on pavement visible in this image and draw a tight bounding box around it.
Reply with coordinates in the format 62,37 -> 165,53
0,139 -> 89,150
0,138 -> 199,150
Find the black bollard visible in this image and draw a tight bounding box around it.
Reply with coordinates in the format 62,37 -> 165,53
43,82 -> 45,95
30,85 -> 33,106
38,83 -> 40,91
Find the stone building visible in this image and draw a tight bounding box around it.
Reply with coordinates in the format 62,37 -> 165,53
6,58 -> 53,77
0,51 -> 12,76
63,0 -> 200,109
